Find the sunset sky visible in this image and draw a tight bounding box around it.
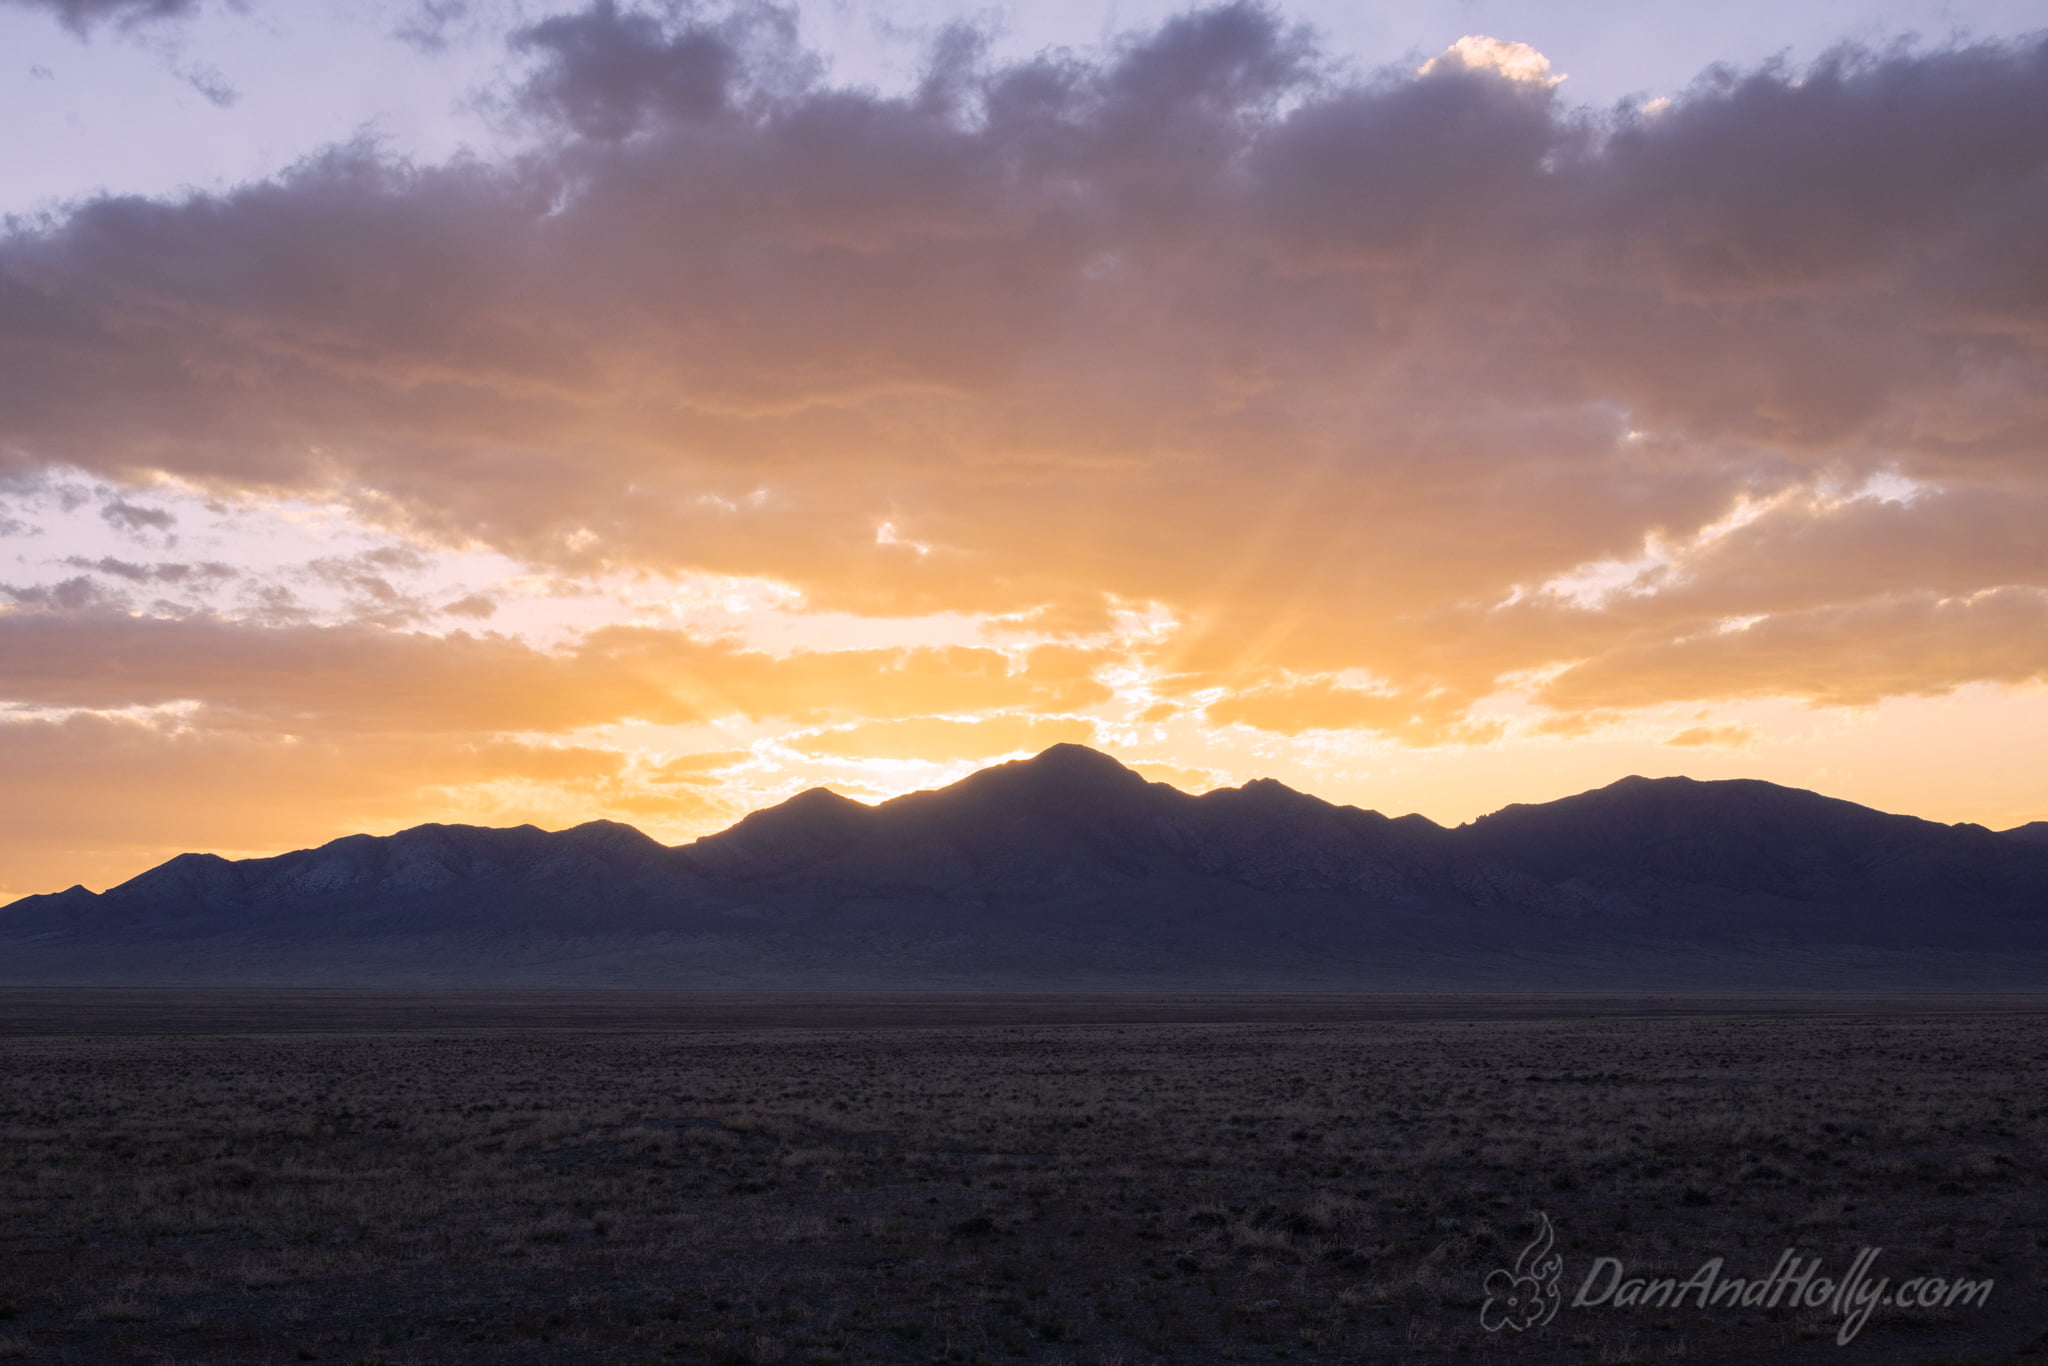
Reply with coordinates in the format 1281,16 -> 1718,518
3,0 -> 2047,901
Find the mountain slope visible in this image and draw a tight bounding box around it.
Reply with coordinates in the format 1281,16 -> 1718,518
4,745 -> 2045,989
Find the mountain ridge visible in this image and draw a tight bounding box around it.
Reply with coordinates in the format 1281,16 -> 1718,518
5,744 -> 2046,989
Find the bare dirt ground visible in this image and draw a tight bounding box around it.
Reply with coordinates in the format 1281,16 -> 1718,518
1,993 -> 2042,1363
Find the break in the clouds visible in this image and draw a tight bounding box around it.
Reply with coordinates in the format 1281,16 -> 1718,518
2,0 -> 2046,896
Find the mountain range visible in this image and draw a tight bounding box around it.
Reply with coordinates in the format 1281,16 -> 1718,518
5,744 -> 2046,989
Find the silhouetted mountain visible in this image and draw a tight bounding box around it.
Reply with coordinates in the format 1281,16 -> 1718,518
5,745 -> 2045,989
1459,775 -> 2047,941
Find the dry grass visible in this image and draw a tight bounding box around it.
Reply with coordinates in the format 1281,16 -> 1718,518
0,1008 -> 2042,1362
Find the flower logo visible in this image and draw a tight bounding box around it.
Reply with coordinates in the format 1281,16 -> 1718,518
1480,1211 -> 1563,1333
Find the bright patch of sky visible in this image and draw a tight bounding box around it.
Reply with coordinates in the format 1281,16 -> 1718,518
0,467 -> 1172,657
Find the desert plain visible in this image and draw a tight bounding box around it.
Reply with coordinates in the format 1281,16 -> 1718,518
0,993 -> 2042,1364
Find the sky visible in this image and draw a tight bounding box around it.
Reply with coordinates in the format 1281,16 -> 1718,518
2,0 -> 2046,901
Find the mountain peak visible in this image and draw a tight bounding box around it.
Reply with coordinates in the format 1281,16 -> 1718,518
683,784 -> 875,878
784,786 -> 866,810
1238,776 -> 1308,797
946,743 -> 1153,807
1023,742 -> 1140,774
557,819 -> 670,856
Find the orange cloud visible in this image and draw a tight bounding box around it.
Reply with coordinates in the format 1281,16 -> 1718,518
0,611 -> 1115,733
1663,724 -> 1757,748
1541,589 -> 2048,710
1202,676 -> 1482,744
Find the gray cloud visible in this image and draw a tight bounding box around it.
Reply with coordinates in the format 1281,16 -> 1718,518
61,555 -> 233,583
174,58 -> 237,107
2,574 -> 117,611
99,498 -> 176,533
1,0 -> 204,35
510,0 -> 746,138
393,0 -> 477,55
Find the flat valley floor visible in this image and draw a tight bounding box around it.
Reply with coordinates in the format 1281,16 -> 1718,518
1,993 -> 2043,1363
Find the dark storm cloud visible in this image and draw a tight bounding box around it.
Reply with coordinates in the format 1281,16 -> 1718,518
1,2 -> 2045,727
